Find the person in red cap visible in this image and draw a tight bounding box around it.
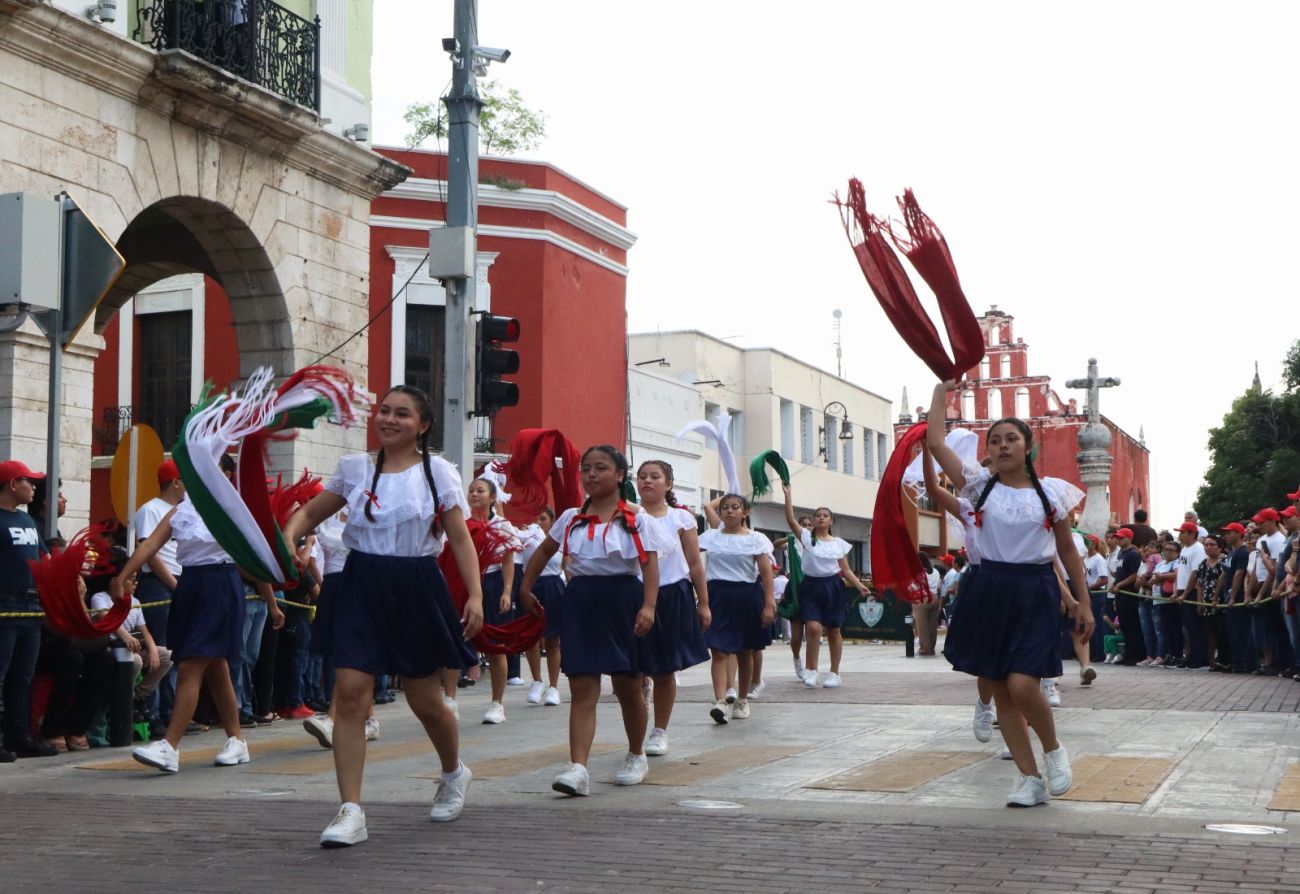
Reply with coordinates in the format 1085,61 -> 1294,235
132,459 -> 187,724
0,460 -> 58,760
1252,508 -> 1292,675
1172,522 -> 1208,668
1219,522 -> 1254,672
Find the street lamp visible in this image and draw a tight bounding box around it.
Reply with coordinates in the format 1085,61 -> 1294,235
818,401 -> 853,461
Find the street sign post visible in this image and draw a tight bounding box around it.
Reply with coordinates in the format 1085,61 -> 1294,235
110,424 -> 165,543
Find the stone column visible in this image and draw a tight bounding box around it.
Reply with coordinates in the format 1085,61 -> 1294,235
1076,421 -> 1113,536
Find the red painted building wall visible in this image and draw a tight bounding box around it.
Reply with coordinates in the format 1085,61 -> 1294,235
896,307 -> 1152,525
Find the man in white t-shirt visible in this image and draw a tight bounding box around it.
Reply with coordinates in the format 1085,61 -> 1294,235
1254,509 -> 1287,596
133,459 -> 184,722
89,583 -> 172,698
1174,521 -> 1209,667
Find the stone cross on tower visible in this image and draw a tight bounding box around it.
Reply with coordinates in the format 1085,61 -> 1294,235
1065,358 -> 1121,535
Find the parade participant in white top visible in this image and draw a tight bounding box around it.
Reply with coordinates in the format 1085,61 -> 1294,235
283,385 -> 485,847
468,477 -> 522,726
519,509 -> 566,707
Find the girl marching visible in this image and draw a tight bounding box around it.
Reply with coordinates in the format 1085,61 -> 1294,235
282,384 -> 485,847
517,445 -> 661,796
467,477 -> 522,726
700,494 -> 776,723
520,508 -> 565,707
635,460 -> 711,755
780,485 -> 870,687
928,380 -> 1093,807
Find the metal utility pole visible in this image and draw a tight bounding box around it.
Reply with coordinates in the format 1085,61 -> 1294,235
438,0 -> 482,476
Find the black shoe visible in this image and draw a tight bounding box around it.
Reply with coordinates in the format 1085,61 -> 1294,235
373,691 -> 396,705
457,675 -> 474,689
253,714 -> 275,726
0,747 -> 14,763
10,737 -> 58,758
239,713 -> 259,728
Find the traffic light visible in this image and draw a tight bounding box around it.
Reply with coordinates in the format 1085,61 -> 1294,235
475,314 -> 520,416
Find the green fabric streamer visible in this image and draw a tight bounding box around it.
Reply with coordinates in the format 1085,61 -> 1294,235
749,449 -> 790,498
777,536 -> 804,620
620,478 -> 638,504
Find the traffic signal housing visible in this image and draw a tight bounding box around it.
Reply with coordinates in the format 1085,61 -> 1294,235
475,314 -> 520,416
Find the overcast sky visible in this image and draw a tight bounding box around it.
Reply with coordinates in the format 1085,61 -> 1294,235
372,1 -> 1300,525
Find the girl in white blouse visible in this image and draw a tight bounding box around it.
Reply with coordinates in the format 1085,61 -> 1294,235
283,384 -> 485,847
467,477 -> 522,726
928,380 -> 1093,809
700,494 -> 776,724
518,445 -> 661,797
781,484 -> 870,688
519,508 -> 565,707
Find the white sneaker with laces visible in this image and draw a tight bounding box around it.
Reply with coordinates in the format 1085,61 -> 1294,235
214,736 -> 250,766
552,762 -> 590,796
132,738 -> 179,773
709,700 -> 729,724
724,687 -> 737,704
749,680 -> 767,699
793,655 -> 803,679
542,686 -> 561,706
822,672 -> 842,689
645,728 -> 669,756
802,669 -> 819,688
365,717 -> 380,741
1043,743 -> 1073,796
444,696 -> 459,720
614,752 -> 649,786
304,715 -> 333,748
973,701 -> 995,743
429,764 -> 472,821
1041,679 -> 1062,707
527,681 -> 545,704
731,698 -> 750,720
506,676 -> 526,686
1080,666 -> 1097,686
1006,773 -> 1049,807
320,806 -> 367,847
482,700 -> 506,724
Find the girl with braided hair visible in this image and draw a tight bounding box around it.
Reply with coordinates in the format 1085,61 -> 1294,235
927,380 -> 1093,808
518,445 -> 662,796
283,384 -> 485,847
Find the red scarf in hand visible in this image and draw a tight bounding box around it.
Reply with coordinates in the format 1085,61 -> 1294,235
30,525 -> 131,638
502,429 -> 583,519
838,183 -> 985,604
439,518 -> 544,655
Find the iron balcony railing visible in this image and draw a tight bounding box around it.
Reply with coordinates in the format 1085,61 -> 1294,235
95,404 -> 194,456
134,0 -> 321,112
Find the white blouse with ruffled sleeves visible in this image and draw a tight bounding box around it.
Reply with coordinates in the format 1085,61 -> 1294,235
170,498 -> 235,567
957,466 -> 1083,565
549,506 -> 660,577
798,528 -> 852,577
315,513 -> 349,575
698,528 -> 774,583
326,453 -> 469,558
638,507 -> 696,586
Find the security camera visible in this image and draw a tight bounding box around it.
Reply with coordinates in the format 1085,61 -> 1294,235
342,123 -> 369,142
86,0 -> 117,22
441,37 -> 459,54
474,46 -> 511,63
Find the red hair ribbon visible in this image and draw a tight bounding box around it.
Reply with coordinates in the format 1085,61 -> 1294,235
29,525 -> 132,638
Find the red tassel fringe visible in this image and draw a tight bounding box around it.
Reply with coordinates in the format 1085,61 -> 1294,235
439,518 -> 542,655
29,524 -> 132,638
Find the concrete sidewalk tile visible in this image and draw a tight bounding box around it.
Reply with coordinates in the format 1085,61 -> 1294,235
1056,755 -> 1177,804
808,750 -> 989,793
637,745 -> 804,786
411,742 -> 624,780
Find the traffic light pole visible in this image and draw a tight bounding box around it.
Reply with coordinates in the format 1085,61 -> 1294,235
439,0 -> 481,476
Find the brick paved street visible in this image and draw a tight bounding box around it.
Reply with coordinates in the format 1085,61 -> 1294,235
5,643 -> 1300,892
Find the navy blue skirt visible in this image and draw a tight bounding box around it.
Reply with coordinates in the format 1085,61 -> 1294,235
312,551 -> 476,679
638,578 -> 710,675
943,560 -> 1062,681
308,571 -> 342,658
704,579 -> 770,654
482,569 -> 516,627
167,563 -> 245,666
799,574 -> 847,629
533,573 -> 565,639
559,574 -> 642,677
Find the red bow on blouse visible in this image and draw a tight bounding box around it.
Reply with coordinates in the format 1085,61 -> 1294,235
561,501 -> 648,566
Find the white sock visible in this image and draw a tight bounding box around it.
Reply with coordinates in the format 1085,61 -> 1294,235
341,801 -> 363,815
978,700 -> 991,710
441,763 -> 464,782
652,727 -> 667,736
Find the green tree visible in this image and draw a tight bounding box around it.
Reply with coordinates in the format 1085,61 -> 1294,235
403,80 -> 547,156
1195,340 -> 1300,528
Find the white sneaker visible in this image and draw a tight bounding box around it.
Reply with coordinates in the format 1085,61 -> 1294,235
444,696 -> 459,720
749,680 -> 767,699
822,672 -> 842,689
645,728 -> 669,756
973,700 -> 995,743
542,686 -> 561,707
132,738 -> 179,773
1043,744 -> 1073,796
506,676 -> 526,686
724,687 -> 737,704
614,752 -> 649,786
1006,773 -> 1049,807
552,762 -> 590,796
304,715 -> 334,748
365,717 -> 380,741
527,680 -> 545,704
319,805 -> 367,847
1137,657 -> 1152,667
429,764 -> 472,821
214,736 -> 250,766
793,655 -> 803,679
1041,679 -> 1062,708
709,700 -> 729,724
482,700 -> 506,724
1080,666 -> 1097,686
802,669 -> 819,688
731,698 -> 750,720
642,677 -> 653,707
999,746 -> 1014,760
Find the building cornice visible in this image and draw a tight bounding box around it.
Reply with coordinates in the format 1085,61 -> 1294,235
383,178 -> 637,252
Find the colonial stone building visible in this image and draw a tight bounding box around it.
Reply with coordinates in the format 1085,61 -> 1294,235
0,0 -> 406,527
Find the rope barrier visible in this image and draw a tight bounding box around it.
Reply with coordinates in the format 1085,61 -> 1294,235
0,592 -> 317,620
1104,587 -> 1286,610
